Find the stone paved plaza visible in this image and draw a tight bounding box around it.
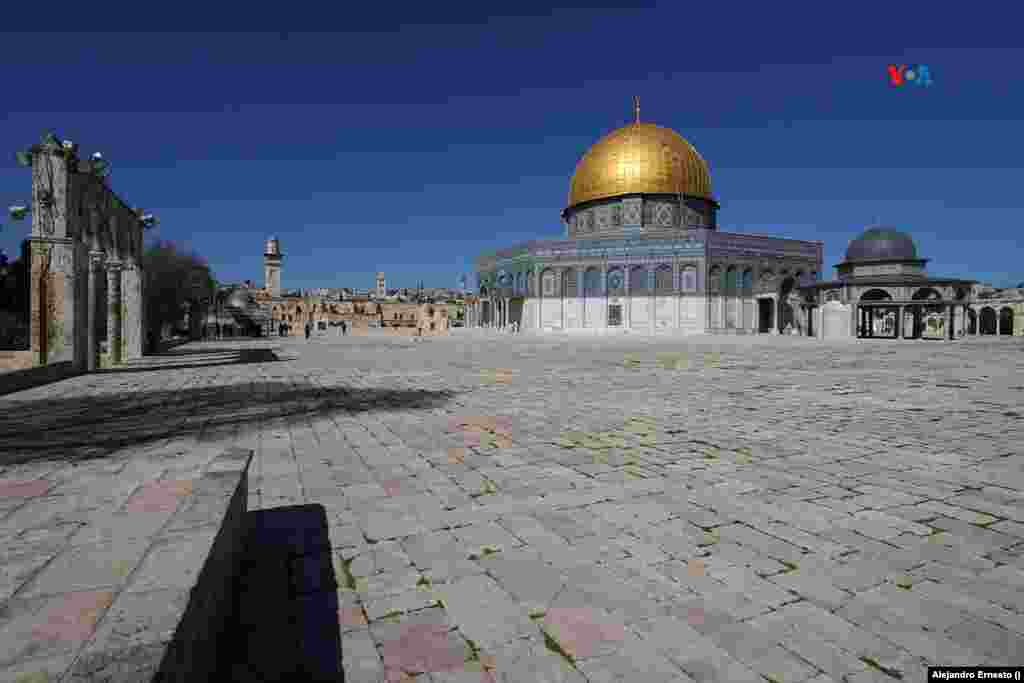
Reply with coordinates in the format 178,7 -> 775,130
2,330 -> 1023,681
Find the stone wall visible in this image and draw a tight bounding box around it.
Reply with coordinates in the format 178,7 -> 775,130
822,301 -> 851,339
0,360 -> 77,396
67,448 -> 253,682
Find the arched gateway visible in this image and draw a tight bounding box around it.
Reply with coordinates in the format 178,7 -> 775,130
3,135 -> 147,373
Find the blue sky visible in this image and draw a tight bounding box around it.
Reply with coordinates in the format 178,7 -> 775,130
2,6 -> 1022,290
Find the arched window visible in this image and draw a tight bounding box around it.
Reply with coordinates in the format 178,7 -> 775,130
708,266 -> 722,293
724,266 -> 738,295
654,265 -> 673,294
681,266 -> 697,292
541,269 -> 557,297
563,269 -> 578,297
584,267 -> 602,296
912,288 -> 942,301
741,268 -> 753,293
629,266 -> 648,294
860,289 -> 893,301
607,267 -> 625,295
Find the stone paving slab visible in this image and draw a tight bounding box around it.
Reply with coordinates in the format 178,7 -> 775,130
2,334 -> 1023,681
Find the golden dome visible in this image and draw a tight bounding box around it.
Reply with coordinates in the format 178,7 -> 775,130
567,121 -> 713,208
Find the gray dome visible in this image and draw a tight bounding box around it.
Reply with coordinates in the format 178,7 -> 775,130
227,290 -> 253,309
845,226 -> 918,262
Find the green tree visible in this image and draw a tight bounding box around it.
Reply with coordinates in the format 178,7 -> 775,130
142,241 -> 214,347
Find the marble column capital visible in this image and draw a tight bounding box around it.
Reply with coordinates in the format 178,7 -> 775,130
105,259 -> 124,273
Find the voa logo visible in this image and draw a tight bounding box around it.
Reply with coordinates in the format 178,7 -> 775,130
887,64 -> 933,87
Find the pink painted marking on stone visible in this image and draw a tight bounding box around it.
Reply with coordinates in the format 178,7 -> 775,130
380,622 -> 466,674
31,590 -> 114,642
338,606 -> 367,627
461,432 -> 482,447
493,416 -> 513,431
0,479 -> 52,498
542,607 -> 626,659
687,607 -> 705,625
381,480 -> 403,497
124,480 -> 193,513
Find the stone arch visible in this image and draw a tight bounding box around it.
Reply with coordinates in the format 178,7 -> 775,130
629,265 -> 648,295
681,265 -> 697,292
824,289 -> 842,303
540,268 -> 557,298
606,267 -> 625,296
583,267 -> 602,297
654,264 -> 673,294
979,306 -> 997,334
860,289 -> 893,302
999,307 -> 1014,335
759,268 -> 775,292
967,307 -> 977,334
778,276 -> 798,332
912,287 -> 942,301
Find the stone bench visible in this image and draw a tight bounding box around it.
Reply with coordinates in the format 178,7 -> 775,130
0,447 -> 253,682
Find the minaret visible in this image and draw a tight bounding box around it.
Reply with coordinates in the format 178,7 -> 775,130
264,236 -> 283,298
376,271 -> 386,299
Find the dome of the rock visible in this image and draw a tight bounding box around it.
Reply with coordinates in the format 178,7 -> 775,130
567,121 -> 712,208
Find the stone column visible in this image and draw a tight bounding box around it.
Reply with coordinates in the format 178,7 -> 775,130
622,265 -> 631,329
946,304 -> 953,340
533,267 -> 542,330
577,266 -> 586,328
87,250 -> 105,370
649,268 -> 656,335
121,257 -> 144,359
601,264 -> 609,328
672,263 -> 681,331
897,305 -> 904,338
106,260 -> 123,365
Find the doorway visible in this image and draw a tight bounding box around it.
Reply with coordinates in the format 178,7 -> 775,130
757,299 -> 773,333
509,298 -> 524,327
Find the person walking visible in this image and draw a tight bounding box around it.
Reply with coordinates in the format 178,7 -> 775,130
305,321 -> 312,340
342,320 -> 347,336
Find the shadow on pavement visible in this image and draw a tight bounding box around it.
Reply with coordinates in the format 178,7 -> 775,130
223,504 -> 342,682
0,382 -> 457,466
96,347 -> 284,374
